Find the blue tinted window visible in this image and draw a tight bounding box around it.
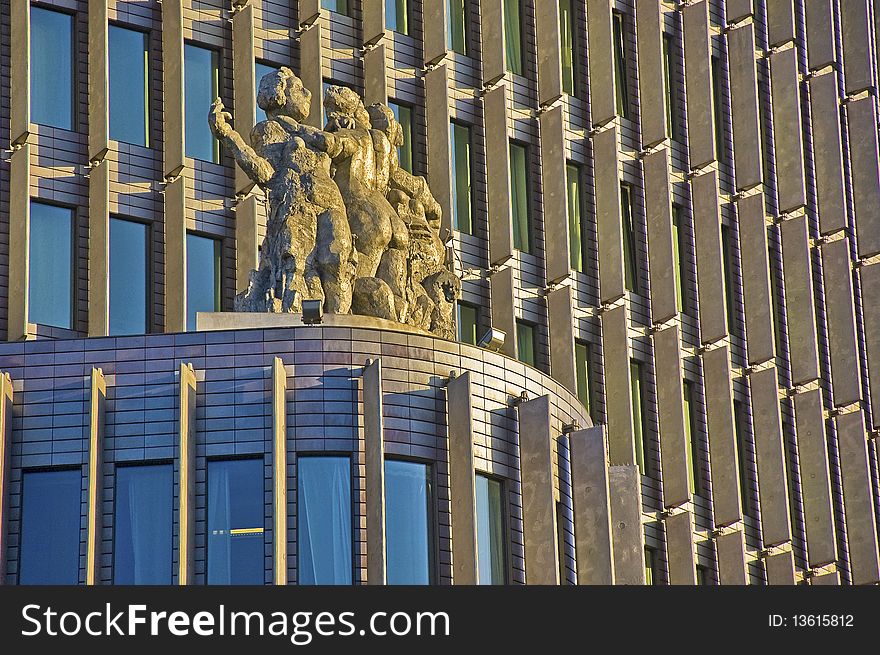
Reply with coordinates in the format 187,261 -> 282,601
385,460 -> 432,584
110,217 -> 148,335
114,464 -> 173,584
31,7 -> 74,130
386,0 -> 409,34
255,62 -> 278,124
29,201 -> 73,328
109,26 -> 149,146
19,469 -> 81,584
186,233 -> 221,331
207,459 -> 264,584
297,456 -> 352,584
476,475 -> 505,584
322,0 -> 349,15
184,44 -> 219,162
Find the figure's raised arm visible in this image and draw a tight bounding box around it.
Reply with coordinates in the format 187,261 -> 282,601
208,99 -> 275,185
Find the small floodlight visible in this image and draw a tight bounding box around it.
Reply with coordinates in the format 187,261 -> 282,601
302,299 -> 324,325
478,327 -> 506,352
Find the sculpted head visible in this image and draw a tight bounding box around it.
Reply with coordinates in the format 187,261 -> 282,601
323,86 -> 371,131
257,67 -> 312,122
367,103 -> 403,147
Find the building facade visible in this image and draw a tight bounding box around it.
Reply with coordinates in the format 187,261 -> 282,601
1,0 -> 880,585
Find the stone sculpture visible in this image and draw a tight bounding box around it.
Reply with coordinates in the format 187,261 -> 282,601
208,67 -> 460,339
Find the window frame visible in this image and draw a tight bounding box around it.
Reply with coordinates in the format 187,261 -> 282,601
28,198 -> 76,330
575,339 -> 594,420
559,0 -> 581,97
474,472 -> 509,585
509,140 -> 532,253
30,5 -> 76,131
185,231 -> 223,331
183,41 -> 221,164
630,358 -> 650,475
515,319 -> 538,368
383,457 -> 438,585
456,301 -> 479,345
108,22 -> 151,147
620,183 -> 639,294
109,214 -> 152,336
447,0 -> 470,55
612,10 -> 630,119
503,0 -> 524,76
450,120 -> 474,235
385,0 -> 411,35
566,162 -> 585,272
388,99 -> 414,174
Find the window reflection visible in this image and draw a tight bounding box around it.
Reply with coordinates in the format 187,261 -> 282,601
19,469 -> 81,584
114,464 -> 173,584
110,217 -> 149,335
109,26 -> 149,146
31,7 -> 74,130
476,475 -> 505,584
385,460 -> 432,584
184,44 -> 220,162
186,233 -> 221,331
29,201 -> 73,329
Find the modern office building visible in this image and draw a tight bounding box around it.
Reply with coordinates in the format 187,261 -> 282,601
0,0 -> 879,585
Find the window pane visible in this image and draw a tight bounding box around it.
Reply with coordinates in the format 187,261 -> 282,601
566,164 -> 583,271
255,62 -> 278,124
297,456 -> 353,585
672,204 -> 688,315
457,302 -> 478,345
613,11 -> 629,118
559,0 -> 576,95
644,547 -> 655,585
516,321 -> 536,367
207,459 -> 265,584
711,56 -> 725,159
109,26 -> 149,146
630,360 -> 647,475
29,201 -> 73,328
448,0 -> 468,54
503,0 -> 523,75
186,233 -> 221,331
683,382 -> 701,496
451,122 -> 473,234
322,0 -> 349,15
184,44 -> 219,162
31,7 -> 74,130
663,33 -> 681,141
621,184 -> 639,293
385,460 -> 432,584
110,217 -> 148,335
389,102 -> 413,173
721,225 -> 738,336
733,401 -> 753,517
575,340 -> 592,417
19,469 -> 81,584
114,464 -> 173,584
509,143 -> 531,252
386,0 -> 409,34
476,475 -> 506,584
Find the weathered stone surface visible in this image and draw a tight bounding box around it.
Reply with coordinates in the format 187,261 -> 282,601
210,67 -> 460,338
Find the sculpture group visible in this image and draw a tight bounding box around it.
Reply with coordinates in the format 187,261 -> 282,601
208,67 -> 460,339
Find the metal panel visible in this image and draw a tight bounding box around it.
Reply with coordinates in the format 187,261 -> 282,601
765,551 -> 796,585
518,395 -> 560,585
88,163 -> 110,336
808,73 -> 847,235
683,1 -> 715,168
750,367 -> 791,546
10,0 -> 29,145
811,571 -> 840,585
362,0 -> 385,46
299,24 -> 323,129
767,1 -> 795,47
780,216 -> 820,384
728,23 -> 763,191
424,64 -> 453,237
609,466 -> 645,585
272,358 -> 287,585
847,97 -> 880,258
692,171 -> 727,344
821,239 -> 861,406
665,511 -> 696,585
178,363 -> 197,585
654,326 -> 690,508
570,427 -> 614,585
535,0 -> 562,106
235,195 -> 259,295
726,0 -> 752,21
481,0 -> 505,85
7,144 -> 30,342
737,192 -> 775,365
636,0 -> 666,148
86,368 -> 106,585
587,0 -> 615,126
489,267 -> 517,359
363,44 -> 388,107
793,390 -> 837,567
0,374 -> 12,584
770,49 -> 806,213
422,0 -> 447,66
840,0 -> 873,94
299,0 -> 320,27
485,83 -> 514,266
703,346 -> 743,526
162,0 -> 185,178
594,126 -> 625,304
804,0 -> 836,70
861,263 -> 880,427
716,530 -> 748,585
363,359 -> 386,584
644,148 -> 676,323
602,305 -> 634,466
164,176 -> 187,333
547,285 -> 577,395
88,0 -> 109,162
541,105 -> 570,285
233,4 -> 257,194
447,372 -> 477,585
836,411 -> 880,585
